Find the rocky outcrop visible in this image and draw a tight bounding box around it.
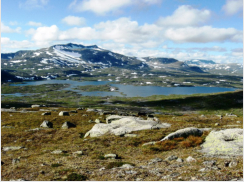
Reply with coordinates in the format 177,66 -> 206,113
85,115 -> 171,137
160,127 -> 203,141
200,128 -> 243,156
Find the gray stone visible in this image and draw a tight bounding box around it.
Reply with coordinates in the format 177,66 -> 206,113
203,160 -> 216,166
88,120 -> 95,123
149,157 -> 163,164
61,121 -> 76,129
26,128 -> 42,132
95,119 -> 101,123
161,127 -> 203,141
40,120 -> 53,128
104,154 -> 117,159
42,112 -> 51,116
59,111 -> 69,116
85,116 -> 171,138
229,161 -> 238,168
86,108 -> 97,112
236,121 -> 241,124
73,151 -> 83,155
120,164 -> 134,169
186,156 -> 196,162
51,150 -> 66,154
142,141 -> 158,146
2,125 -> 15,129
12,158 -> 20,165
2,146 -> 24,151
176,158 -> 184,163
106,115 -> 124,124
31,105 -> 40,108
166,155 -> 178,161
10,179 -> 26,181
201,128 -> 243,156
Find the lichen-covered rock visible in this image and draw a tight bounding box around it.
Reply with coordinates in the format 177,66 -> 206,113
200,128 -> 243,156
85,116 -> 171,137
160,127 -> 203,141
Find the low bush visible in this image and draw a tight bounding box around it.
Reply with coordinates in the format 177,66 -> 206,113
66,173 -> 87,181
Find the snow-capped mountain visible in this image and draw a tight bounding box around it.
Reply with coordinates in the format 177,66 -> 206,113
1,43 -> 147,71
1,43 -> 205,78
185,59 -> 243,76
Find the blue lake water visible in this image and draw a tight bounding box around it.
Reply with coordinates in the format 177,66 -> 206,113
4,80 -> 237,97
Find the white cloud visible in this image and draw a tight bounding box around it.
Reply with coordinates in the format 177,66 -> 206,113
157,5 -> 211,27
94,17 -> 162,44
19,0 -> 49,9
69,0 -> 162,15
62,16 -> 86,26
1,37 -> 35,49
9,21 -> 19,26
28,21 -> 43,27
69,0 -> 132,15
1,22 -> 21,33
222,0 -> 243,15
164,26 -> 243,43
31,25 -> 59,46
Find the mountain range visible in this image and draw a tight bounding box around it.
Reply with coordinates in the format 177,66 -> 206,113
1,43 -> 243,82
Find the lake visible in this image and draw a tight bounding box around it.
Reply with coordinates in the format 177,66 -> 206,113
6,80 -> 237,97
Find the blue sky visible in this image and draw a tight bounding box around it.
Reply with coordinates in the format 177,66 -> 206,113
1,0 -> 243,63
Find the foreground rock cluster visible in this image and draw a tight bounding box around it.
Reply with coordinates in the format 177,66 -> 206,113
1,106 -> 243,181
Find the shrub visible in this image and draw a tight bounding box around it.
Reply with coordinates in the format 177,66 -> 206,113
66,173 -> 87,181
179,135 -> 203,148
51,163 -> 62,167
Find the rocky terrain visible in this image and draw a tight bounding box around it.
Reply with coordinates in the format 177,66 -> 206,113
1,91 -> 243,181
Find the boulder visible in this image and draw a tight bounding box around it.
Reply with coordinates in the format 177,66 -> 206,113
51,150 -> 66,154
73,151 -> 83,155
61,121 -> 76,129
2,146 -> 24,151
31,105 -> 40,108
95,119 -> 101,123
106,115 -> 124,124
59,111 -> 69,116
85,116 -> 171,137
200,128 -> 243,156
40,120 -> 53,128
86,108 -> 97,112
186,156 -> 196,162
160,127 -> 203,141
104,154 -> 118,159
42,112 -> 51,116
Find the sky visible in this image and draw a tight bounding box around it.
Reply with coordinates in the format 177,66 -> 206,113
1,0 -> 243,63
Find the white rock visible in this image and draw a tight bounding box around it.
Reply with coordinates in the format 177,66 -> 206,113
85,116 -> 171,137
161,127 -> 203,141
201,128 -> 243,156
186,156 -> 196,162
2,146 -> 24,151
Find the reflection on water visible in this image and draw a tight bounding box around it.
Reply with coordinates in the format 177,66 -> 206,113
5,80 -> 236,97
